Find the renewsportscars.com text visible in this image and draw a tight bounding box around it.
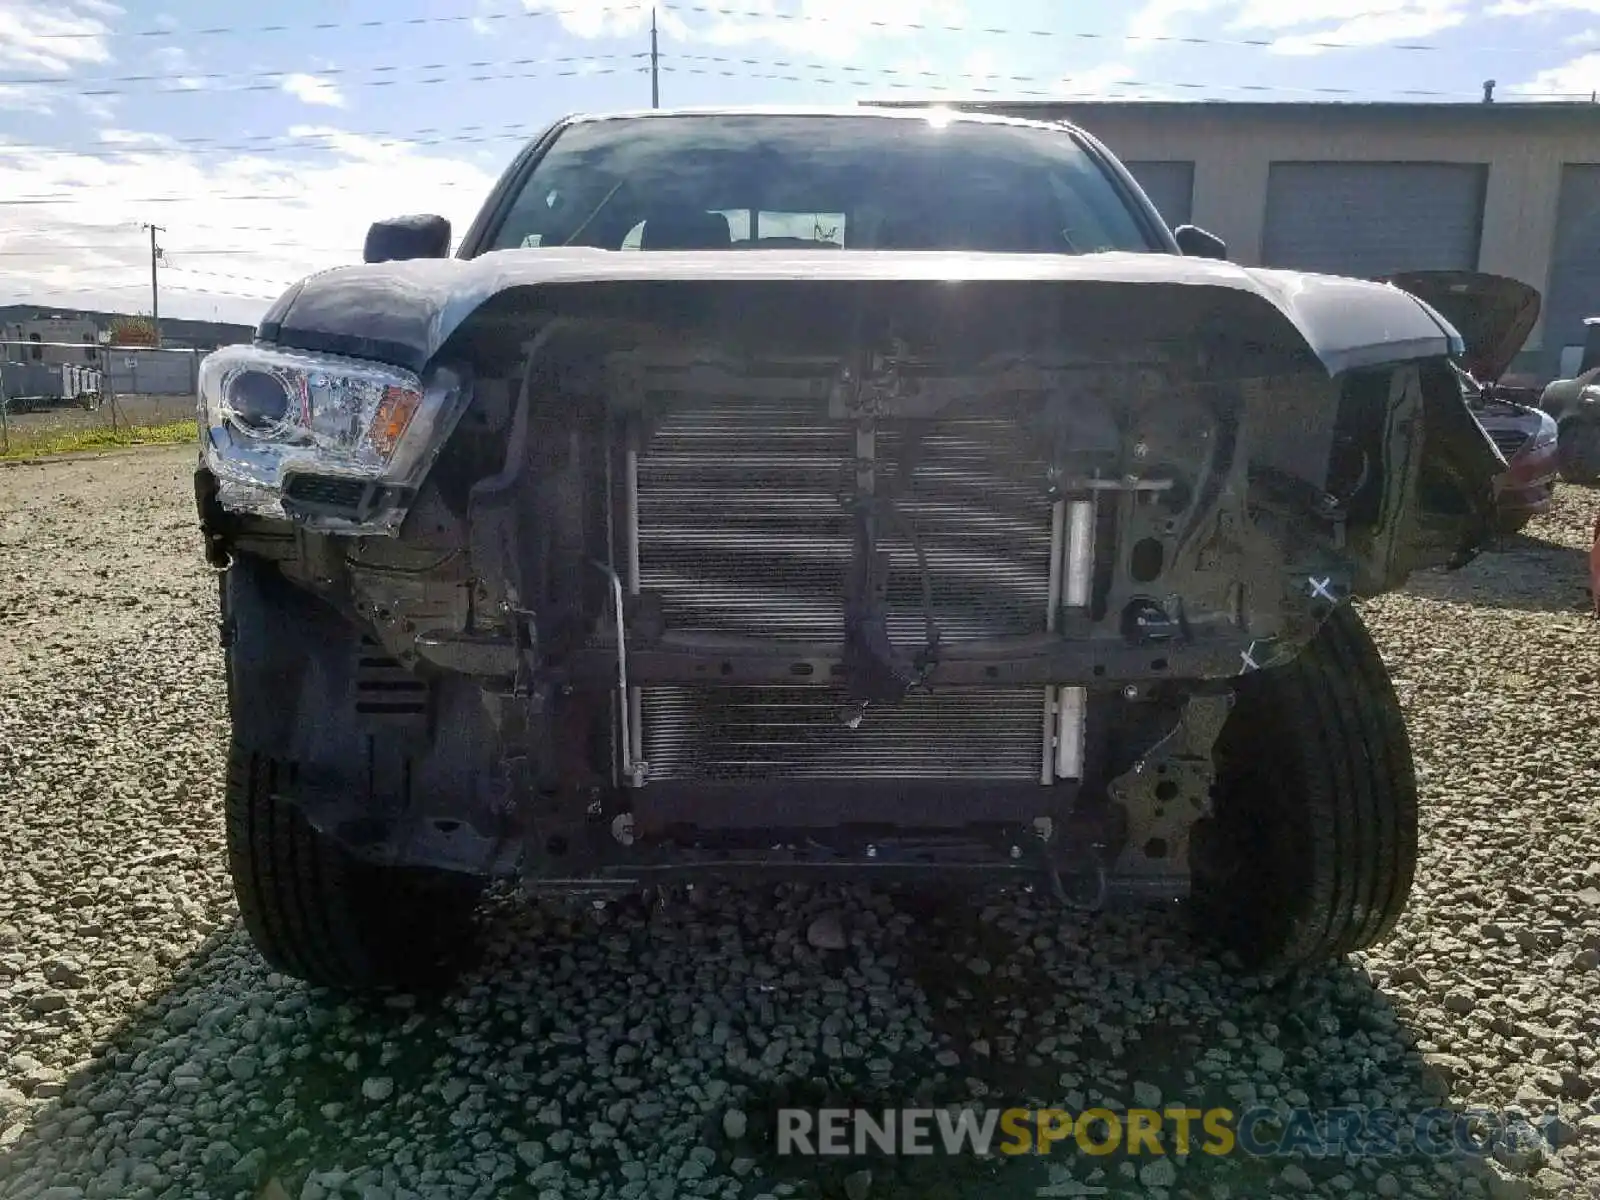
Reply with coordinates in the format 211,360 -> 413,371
776,1107 -> 1564,1160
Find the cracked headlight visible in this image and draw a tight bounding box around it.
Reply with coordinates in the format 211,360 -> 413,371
198,345 -> 468,534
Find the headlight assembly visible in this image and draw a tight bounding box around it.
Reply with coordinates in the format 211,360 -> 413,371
198,346 -> 468,534
1528,413 -> 1559,449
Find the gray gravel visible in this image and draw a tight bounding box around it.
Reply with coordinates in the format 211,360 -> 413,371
2,445 -> 1599,1200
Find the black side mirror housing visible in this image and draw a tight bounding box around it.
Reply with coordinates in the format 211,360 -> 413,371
1174,224 -> 1227,261
363,215 -> 452,264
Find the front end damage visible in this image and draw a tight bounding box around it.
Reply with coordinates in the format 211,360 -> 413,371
201,268 -> 1501,906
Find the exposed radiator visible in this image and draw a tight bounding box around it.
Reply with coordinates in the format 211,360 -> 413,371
629,394 -> 1082,787
635,397 -> 1055,646
640,685 -> 1047,782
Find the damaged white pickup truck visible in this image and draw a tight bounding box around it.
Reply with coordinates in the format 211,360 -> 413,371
193,107 -> 1504,991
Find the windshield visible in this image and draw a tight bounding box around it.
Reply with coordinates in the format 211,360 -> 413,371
483,114 -> 1157,256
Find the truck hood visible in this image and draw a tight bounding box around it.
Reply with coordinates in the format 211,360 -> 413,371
258,248 -> 1460,378
1382,271 -> 1540,382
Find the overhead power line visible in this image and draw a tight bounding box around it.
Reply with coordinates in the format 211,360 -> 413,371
10,0 -> 1542,56
163,265 -> 296,290
0,53 -> 643,90
9,125 -> 527,153
0,182 -> 482,206
657,3 -> 1485,53
31,279 -> 283,302
0,55 -> 1592,216
8,56 -> 1596,174
2,59 -> 641,99
3,130 -> 535,161
0,120 -> 557,161
0,245 -> 351,257
15,3 -> 643,42
0,50 -> 1581,123
656,57 -> 1568,100
1,222 -> 338,237
0,47 -> 1510,100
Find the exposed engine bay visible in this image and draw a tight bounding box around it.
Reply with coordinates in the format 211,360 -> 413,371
200,273 -> 1501,904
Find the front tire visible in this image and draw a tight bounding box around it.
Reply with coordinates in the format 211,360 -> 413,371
219,556 -> 486,993
1190,604 -> 1417,970
1558,420 -> 1600,484
224,744 -> 485,992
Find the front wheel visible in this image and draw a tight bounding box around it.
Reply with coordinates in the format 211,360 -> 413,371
1558,420 -> 1600,484
1190,604 -> 1418,970
220,556 -> 486,993
224,745 -> 486,992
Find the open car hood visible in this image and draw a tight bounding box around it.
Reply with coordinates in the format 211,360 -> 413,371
1384,271 -> 1541,382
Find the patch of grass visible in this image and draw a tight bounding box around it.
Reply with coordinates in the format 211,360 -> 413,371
0,419 -> 197,460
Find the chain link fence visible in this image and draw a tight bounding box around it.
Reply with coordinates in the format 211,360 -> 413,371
0,342 -> 204,456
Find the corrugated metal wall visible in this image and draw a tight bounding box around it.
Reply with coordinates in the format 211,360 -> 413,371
107,350 -> 198,396
1261,162 -> 1488,278
1543,164 -> 1600,378
1123,161 -> 1194,227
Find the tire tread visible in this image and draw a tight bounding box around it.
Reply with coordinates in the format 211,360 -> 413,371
223,742 -> 483,992
1201,604 -> 1418,969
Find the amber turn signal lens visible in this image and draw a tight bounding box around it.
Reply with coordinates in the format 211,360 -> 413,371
368,386 -> 423,460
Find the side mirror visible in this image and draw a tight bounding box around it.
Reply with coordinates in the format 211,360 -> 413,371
1174,224 -> 1227,261
363,215 -> 452,264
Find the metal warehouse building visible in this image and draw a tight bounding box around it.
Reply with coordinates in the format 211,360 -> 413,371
882,100 -> 1600,381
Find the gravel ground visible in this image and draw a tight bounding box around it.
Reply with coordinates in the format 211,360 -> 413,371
1,445 -> 1598,1200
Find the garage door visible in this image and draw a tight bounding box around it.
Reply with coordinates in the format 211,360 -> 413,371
1262,162 -> 1487,278
1543,164 -> 1600,378
1124,161 -> 1193,227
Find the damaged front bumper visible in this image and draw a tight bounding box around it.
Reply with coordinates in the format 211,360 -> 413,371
201,271 -> 1503,897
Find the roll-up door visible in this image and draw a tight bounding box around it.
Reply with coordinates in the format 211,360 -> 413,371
1544,164 -> 1600,378
1262,161 -> 1487,278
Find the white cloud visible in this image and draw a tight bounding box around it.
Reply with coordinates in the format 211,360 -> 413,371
0,131 -> 497,324
0,84 -> 56,114
708,0 -> 967,58
1253,0 -> 1469,54
519,0 -> 690,40
284,125 -> 413,162
519,0 -> 962,59
73,92 -> 118,121
0,0 -> 119,73
1511,51 -> 1600,95
868,53 -> 1164,102
959,49 -> 997,81
96,129 -> 180,147
281,73 -> 347,108
1051,61 -> 1162,98
1124,0 -> 1469,55
1488,0 -> 1600,12
1126,0 -> 1227,43
151,45 -> 189,72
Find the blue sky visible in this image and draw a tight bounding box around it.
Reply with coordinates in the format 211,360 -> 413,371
1,0 -> 1597,324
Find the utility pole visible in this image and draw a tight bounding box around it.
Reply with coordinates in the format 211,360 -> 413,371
650,6 -> 660,109
143,223 -> 165,346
